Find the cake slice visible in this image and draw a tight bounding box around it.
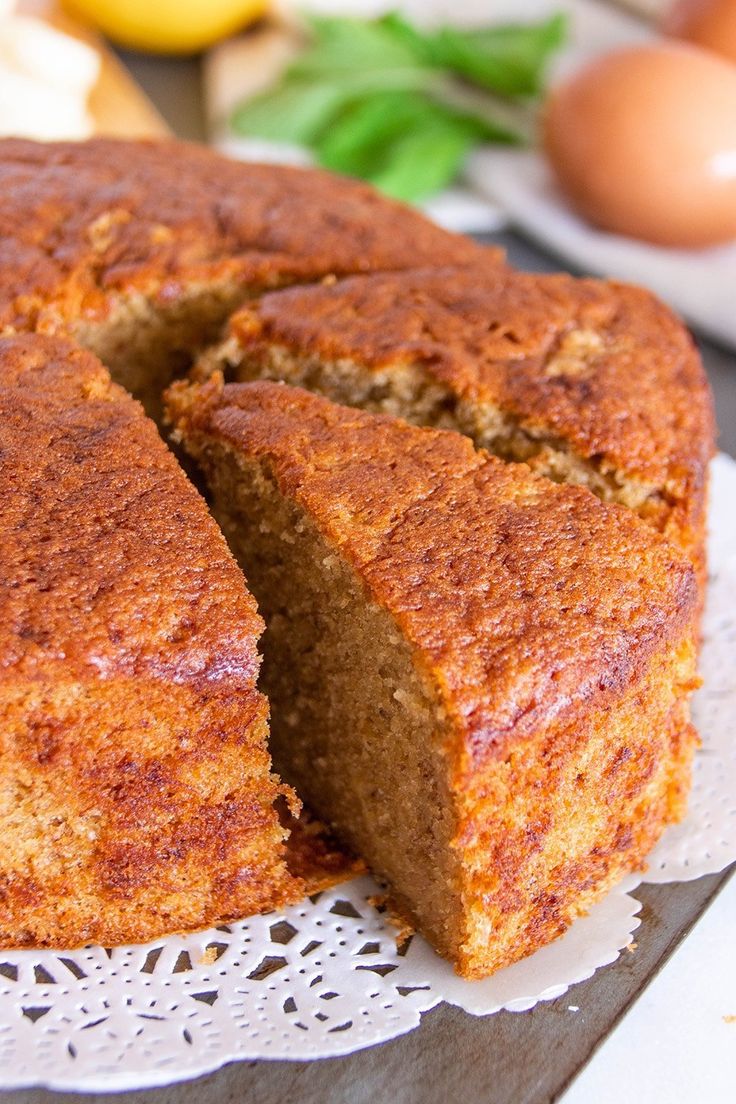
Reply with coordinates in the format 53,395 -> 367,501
0,336 -> 302,948
199,264 -> 714,580
167,377 -> 699,979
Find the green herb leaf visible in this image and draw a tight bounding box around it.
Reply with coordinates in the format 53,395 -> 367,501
231,67 -> 447,146
231,80 -> 348,145
314,89 -> 517,185
367,119 -> 478,202
230,10 -> 565,202
374,12 -> 439,65
429,14 -> 567,97
289,15 -> 425,77
314,91 -> 434,178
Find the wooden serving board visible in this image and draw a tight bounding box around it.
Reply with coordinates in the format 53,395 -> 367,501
18,0 -> 171,138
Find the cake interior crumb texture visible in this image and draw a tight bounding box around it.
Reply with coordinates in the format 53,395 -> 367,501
215,459 -> 465,958
199,264 -> 714,583
72,280 -> 251,423
168,379 -> 699,978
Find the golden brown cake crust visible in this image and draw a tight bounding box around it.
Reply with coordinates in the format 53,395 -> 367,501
225,264 -> 714,512
1,335 -> 267,683
0,336 -> 300,948
0,138 -> 487,334
167,377 -> 697,774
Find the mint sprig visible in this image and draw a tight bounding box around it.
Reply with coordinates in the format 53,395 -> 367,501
429,17 -> 567,97
231,11 -> 565,203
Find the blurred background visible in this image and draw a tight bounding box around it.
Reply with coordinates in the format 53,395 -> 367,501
2,0 -> 735,350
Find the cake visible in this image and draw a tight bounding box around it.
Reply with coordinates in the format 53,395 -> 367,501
0,138 -> 488,417
167,377 -> 699,978
0,335 -> 301,948
0,138 -> 713,968
197,264 -> 715,582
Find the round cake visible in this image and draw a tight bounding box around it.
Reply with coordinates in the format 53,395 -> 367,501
0,137 -> 715,972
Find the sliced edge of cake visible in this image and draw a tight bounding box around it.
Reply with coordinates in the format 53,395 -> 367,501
167,376 -> 700,978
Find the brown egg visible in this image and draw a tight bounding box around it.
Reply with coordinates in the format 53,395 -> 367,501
663,0 -> 736,64
543,43 -> 736,248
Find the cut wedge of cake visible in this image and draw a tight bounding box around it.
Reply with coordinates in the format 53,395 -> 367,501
167,377 -> 700,979
0,336 -> 302,948
0,138 -> 489,417
199,264 -> 715,582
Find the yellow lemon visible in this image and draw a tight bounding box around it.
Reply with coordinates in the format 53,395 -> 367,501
63,0 -> 268,55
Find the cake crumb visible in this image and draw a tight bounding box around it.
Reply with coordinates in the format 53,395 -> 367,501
366,892 -> 415,946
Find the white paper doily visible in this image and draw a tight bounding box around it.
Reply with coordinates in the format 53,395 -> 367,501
2,454 -> 734,1093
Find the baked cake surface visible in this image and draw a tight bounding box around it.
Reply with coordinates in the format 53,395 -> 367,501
168,377 -> 699,977
203,264 -> 714,577
0,138 -> 489,414
0,335 -> 300,948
